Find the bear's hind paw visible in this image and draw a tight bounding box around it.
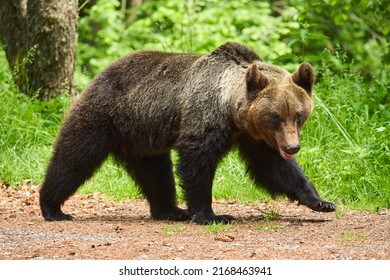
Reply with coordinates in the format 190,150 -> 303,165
44,212 -> 74,221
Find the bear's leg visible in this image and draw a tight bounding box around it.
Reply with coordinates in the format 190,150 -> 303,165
40,129 -> 109,221
119,153 -> 189,221
238,136 -> 336,212
178,141 -> 234,224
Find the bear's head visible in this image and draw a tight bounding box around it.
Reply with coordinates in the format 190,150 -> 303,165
242,62 -> 314,160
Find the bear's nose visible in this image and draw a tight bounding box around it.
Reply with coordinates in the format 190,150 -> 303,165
283,144 -> 301,155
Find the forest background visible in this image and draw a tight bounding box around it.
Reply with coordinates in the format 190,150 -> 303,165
0,0 -> 389,212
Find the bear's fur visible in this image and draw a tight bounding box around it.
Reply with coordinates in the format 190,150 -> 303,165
40,42 -> 335,224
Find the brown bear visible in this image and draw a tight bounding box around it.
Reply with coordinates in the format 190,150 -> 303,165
40,42 -> 335,224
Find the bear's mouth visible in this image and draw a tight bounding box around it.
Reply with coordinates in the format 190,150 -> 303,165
278,146 -> 294,160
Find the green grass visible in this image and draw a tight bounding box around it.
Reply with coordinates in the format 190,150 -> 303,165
256,222 -> 287,233
0,48 -> 389,211
297,68 -> 390,211
78,156 -> 141,199
203,222 -> 232,233
161,223 -> 185,236
339,231 -> 366,244
0,68 -> 67,183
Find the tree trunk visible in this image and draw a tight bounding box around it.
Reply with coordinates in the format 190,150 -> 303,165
0,0 -> 28,91
0,0 -> 78,100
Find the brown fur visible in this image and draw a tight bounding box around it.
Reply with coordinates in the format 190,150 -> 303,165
240,61 -> 314,159
40,42 -> 335,224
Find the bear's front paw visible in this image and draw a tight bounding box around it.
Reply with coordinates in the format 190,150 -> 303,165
304,200 -> 336,213
192,213 -> 235,225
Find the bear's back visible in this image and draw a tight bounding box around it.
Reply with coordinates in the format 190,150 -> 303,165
71,43 -> 264,153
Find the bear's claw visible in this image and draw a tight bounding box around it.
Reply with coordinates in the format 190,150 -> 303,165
304,200 -> 336,212
192,213 -> 235,225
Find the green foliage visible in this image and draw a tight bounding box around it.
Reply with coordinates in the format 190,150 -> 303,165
76,0 -> 299,88
282,0 -> 389,82
77,0 -> 127,88
77,0 -> 389,86
130,0 -> 297,55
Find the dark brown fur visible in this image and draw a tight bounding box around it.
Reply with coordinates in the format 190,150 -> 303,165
40,42 -> 335,224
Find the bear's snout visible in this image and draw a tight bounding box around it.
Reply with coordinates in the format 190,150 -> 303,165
283,144 -> 301,155
274,123 -> 301,159
278,143 -> 301,160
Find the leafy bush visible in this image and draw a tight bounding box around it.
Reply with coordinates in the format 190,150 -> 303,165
283,0 -> 389,83
76,0 -> 299,88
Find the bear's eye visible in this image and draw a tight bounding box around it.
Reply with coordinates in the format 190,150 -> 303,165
270,114 -> 282,126
296,113 -> 305,124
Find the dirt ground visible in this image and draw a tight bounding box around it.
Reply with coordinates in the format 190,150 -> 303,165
0,182 -> 389,260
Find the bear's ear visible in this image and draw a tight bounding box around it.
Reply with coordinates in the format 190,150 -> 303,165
292,62 -> 315,97
245,63 -> 268,102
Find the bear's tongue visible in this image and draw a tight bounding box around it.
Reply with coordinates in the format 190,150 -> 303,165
279,147 -> 294,160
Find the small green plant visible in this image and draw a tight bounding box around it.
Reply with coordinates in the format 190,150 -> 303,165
340,231 -> 365,244
335,207 -> 346,219
161,223 -> 184,236
256,221 -> 286,233
11,44 -> 37,96
203,222 -> 232,233
257,207 -> 284,232
263,208 -> 280,221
